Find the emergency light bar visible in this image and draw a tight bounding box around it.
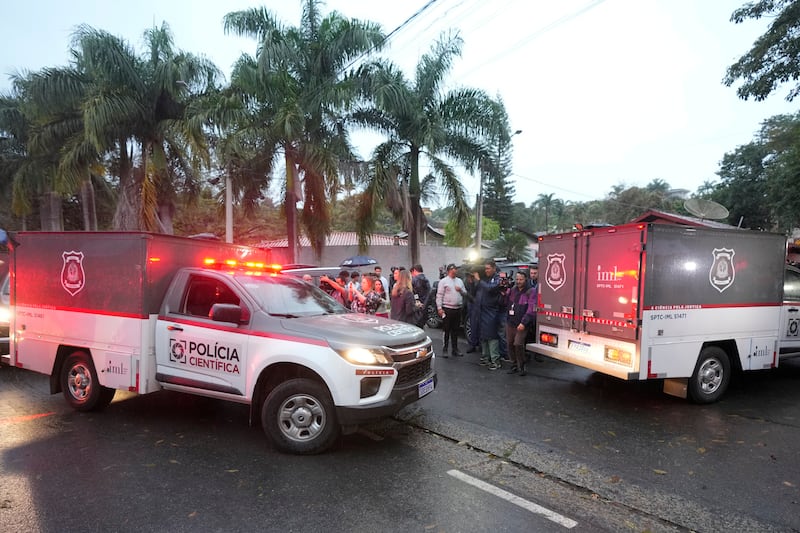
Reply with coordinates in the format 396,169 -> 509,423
202,258 -> 279,271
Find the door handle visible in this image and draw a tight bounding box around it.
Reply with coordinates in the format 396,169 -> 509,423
788,308 -> 799,313
167,325 -> 183,331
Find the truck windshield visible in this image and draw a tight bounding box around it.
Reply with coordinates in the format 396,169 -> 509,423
235,274 -> 348,317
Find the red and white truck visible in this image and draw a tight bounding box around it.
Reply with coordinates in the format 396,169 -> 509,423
1,230 -> 436,453
529,222 -> 800,403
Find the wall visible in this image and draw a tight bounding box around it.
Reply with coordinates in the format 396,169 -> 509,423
271,245 -> 477,279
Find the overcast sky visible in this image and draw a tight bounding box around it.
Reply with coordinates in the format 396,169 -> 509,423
1,0 -> 796,208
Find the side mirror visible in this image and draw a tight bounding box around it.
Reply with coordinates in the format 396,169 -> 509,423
210,303 -> 244,325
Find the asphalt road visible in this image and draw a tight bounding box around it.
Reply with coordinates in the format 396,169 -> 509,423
407,334 -> 800,532
2,333 -> 799,532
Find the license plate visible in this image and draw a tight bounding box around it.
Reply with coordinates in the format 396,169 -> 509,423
418,377 -> 434,398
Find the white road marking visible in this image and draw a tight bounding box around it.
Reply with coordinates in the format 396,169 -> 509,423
447,469 -> 578,529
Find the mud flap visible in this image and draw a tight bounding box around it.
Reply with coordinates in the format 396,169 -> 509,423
663,378 -> 688,399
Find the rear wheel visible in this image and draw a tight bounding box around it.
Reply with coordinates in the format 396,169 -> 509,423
262,378 -> 340,454
60,351 -> 116,411
688,346 -> 731,404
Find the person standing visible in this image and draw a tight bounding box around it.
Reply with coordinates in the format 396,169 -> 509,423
321,270 -> 350,308
374,266 -> 389,295
476,260 -> 503,370
436,263 -> 466,357
351,274 -> 382,315
390,269 -> 416,324
410,264 -> 431,327
504,270 -> 537,376
374,278 -> 389,317
465,266 -> 481,353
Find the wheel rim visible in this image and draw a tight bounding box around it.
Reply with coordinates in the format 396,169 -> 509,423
698,358 -> 723,394
67,362 -> 93,403
277,394 -> 326,442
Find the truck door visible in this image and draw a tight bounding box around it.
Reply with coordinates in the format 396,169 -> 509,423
538,233 -> 582,331
155,274 -> 249,397
780,266 -> 800,357
581,225 -> 644,341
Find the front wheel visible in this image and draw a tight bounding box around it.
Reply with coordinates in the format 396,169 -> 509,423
262,379 -> 340,454
688,346 -> 731,404
61,351 -> 116,412
425,303 -> 442,329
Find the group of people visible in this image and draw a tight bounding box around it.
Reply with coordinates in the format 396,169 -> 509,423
316,259 -> 539,375
437,261 -> 539,376
318,264 -> 431,326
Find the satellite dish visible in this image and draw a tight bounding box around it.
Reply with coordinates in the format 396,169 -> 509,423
684,198 -> 729,220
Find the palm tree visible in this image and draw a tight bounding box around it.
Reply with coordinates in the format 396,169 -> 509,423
536,193 -> 556,232
24,23 -> 221,232
0,82 -> 68,230
352,31 -> 500,265
222,1 -> 385,262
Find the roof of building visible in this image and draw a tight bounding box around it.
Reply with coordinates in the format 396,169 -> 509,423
256,231 -> 408,249
631,209 -> 738,229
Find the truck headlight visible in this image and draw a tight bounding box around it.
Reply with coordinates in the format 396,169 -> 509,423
337,347 -> 391,366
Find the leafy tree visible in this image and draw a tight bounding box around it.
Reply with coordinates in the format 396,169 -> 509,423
724,0 -> 800,101
24,23 -> 221,232
351,31 -> 499,264
711,142 -> 771,229
443,214 -> 498,246
223,1 -> 385,262
535,193 -> 556,231
491,231 -> 532,262
481,99 -> 516,230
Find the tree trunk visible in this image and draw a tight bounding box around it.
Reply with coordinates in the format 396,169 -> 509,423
80,177 -> 97,231
113,140 -> 140,230
39,191 -> 63,231
285,151 -> 299,264
409,145 -> 421,266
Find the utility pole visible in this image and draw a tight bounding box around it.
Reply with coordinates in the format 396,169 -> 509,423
475,129 -> 521,257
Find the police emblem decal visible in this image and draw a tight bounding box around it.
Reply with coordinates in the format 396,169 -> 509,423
61,251 -> 86,296
709,248 -> 735,293
545,253 -> 567,292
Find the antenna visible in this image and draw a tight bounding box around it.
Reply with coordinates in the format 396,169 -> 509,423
683,198 -> 729,220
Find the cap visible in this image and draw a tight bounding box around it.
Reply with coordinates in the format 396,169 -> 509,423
446,263 -> 457,271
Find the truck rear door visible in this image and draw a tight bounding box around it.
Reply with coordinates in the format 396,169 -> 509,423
581,225 -> 644,342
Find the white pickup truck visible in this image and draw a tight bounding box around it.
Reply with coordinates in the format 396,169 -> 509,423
1,230 -> 436,454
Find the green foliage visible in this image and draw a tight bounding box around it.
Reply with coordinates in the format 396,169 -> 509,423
725,0 -> 800,101
491,231 -> 532,262
443,215 -> 498,246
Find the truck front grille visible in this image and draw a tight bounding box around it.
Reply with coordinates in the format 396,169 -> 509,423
396,358 -> 432,387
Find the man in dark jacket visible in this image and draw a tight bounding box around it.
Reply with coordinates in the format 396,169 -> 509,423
503,270 -> 537,376
476,260 -> 503,370
411,264 -> 430,327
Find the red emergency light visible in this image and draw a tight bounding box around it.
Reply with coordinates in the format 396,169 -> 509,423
202,257 -> 281,272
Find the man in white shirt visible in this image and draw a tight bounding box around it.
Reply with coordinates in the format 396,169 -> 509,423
436,263 -> 466,357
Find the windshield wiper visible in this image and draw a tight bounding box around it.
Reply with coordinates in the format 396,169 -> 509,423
269,312 -> 301,318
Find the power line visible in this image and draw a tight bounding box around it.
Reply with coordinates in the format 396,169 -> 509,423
338,0 -> 444,74
456,0 -> 608,81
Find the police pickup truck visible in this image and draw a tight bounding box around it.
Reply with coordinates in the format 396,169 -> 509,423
1,230 -> 436,454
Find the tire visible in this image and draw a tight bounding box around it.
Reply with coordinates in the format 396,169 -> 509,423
60,351 -> 116,412
262,378 -> 340,455
688,346 -> 731,404
425,303 -> 442,329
